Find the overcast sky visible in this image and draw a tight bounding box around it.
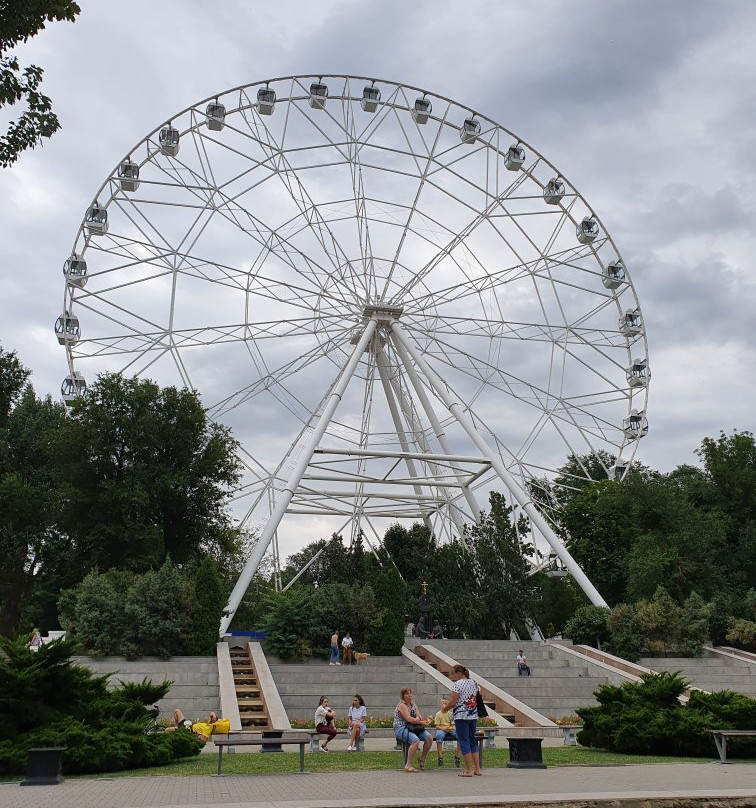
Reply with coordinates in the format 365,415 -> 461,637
2,1 -> 755,544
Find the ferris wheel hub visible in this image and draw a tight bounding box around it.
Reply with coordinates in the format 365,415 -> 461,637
362,302 -> 404,322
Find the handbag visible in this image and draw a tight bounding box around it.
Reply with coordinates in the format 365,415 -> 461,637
406,722 -> 426,734
475,689 -> 488,718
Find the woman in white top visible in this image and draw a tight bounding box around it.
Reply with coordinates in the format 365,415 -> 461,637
346,693 -> 366,751
447,664 -> 481,777
314,695 -> 338,751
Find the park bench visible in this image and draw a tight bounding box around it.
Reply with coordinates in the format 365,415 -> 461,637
305,728 -> 371,751
709,729 -> 756,764
213,733 -> 310,775
399,729 -> 491,768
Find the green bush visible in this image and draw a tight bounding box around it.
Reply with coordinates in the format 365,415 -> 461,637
58,557 -> 226,658
577,671 -> 756,758
606,603 -> 642,662
726,618 -> 756,651
0,636 -> 202,775
564,605 -> 610,648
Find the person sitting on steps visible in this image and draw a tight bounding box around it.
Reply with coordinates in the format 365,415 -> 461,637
516,649 -> 531,676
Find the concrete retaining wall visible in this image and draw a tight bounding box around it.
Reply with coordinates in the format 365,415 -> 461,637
73,656 -> 219,720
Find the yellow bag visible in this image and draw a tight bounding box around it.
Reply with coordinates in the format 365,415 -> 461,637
213,718 -> 230,734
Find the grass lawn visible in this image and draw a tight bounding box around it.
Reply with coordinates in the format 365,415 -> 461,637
66,746 -> 712,779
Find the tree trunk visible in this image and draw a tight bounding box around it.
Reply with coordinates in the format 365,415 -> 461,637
0,540 -> 30,637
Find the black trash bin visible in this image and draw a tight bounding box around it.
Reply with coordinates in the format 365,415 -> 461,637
507,737 -> 546,769
22,747 -> 66,785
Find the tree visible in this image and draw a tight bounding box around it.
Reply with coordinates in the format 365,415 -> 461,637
564,604 -> 610,648
0,1 -> 81,167
461,491 -> 534,639
58,373 -> 241,575
696,430 -> 756,591
371,567 -> 406,655
635,586 -> 682,656
382,521 -> 436,594
0,383 -> 68,636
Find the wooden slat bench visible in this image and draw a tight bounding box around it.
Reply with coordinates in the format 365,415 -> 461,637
709,729 -> 756,763
213,733 -> 311,775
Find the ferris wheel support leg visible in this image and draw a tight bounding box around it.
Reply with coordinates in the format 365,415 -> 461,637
375,348 -> 434,535
389,335 -> 481,529
219,317 -> 380,636
381,350 -> 470,540
389,322 -> 608,609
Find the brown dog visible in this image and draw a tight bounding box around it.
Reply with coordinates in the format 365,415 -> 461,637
353,652 -> 371,664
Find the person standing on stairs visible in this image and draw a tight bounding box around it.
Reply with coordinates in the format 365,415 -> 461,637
329,630 -> 340,665
341,631 -> 353,664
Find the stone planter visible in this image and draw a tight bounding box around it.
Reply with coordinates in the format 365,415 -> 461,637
560,724 -> 582,746
22,747 -> 65,786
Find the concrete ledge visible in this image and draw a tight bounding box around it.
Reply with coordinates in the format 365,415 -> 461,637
549,643 -> 643,685
249,641 -> 291,731
216,642 -> 242,732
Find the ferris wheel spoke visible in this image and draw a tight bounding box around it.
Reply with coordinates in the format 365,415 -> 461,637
246,96 -> 371,303
207,327 -> 353,419
380,91 -> 452,300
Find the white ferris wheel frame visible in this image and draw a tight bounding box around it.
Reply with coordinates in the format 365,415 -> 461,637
58,75 -> 650,633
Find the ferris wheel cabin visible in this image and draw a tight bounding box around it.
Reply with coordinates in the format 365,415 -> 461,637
63,254 -> 87,288
61,371 -> 87,404
54,313 -> 80,345
257,87 -> 276,115
460,117 -> 481,144
118,158 -> 140,192
543,178 -> 565,205
505,144 -> 525,171
309,82 -> 328,109
619,308 -> 643,337
205,102 -> 226,131
609,462 -> 628,481
623,409 -> 648,440
626,358 -> 649,388
412,97 -> 432,124
85,202 -> 108,236
159,124 -> 180,156
361,85 -> 381,112
577,216 -> 600,244
603,260 -> 626,289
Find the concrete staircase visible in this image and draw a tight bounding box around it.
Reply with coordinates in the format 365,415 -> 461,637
638,649 -> 756,697
268,655 -> 454,721
229,645 -> 269,728
425,640 -> 610,719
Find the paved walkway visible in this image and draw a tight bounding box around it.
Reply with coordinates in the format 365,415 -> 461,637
0,762 -> 753,808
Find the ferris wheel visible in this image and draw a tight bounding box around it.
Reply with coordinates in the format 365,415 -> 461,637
58,75 -> 649,630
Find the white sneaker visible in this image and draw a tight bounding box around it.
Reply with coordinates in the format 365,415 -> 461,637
329,662 -> 335,666
319,745 -> 329,752
335,662 -> 341,665
347,745 -> 354,751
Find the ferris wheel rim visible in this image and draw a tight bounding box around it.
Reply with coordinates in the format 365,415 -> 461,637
62,73 -> 649,490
